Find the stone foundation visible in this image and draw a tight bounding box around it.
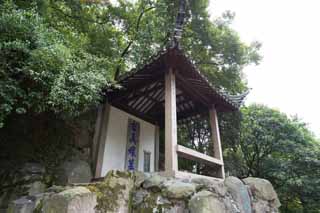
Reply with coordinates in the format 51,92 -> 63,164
7,170 -> 280,213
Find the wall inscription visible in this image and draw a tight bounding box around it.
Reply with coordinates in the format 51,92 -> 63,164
125,119 -> 140,171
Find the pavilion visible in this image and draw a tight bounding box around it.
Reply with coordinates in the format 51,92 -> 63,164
91,45 -> 246,180
91,0 -> 246,180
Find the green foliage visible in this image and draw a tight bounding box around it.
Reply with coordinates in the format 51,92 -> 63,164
1,0 -> 319,212
179,104 -> 320,212
227,104 -> 320,212
177,116 -> 214,174
0,0 -> 260,128
0,0 -> 115,127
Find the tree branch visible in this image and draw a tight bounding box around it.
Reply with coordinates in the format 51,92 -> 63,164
114,6 -> 155,80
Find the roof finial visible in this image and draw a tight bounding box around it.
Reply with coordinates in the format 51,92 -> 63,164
171,0 -> 187,48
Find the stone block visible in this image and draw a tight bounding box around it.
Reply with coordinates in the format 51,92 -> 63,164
225,176 -> 252,213
243,177 -> 281,208
42,187 -> 97,213
56,159 -> 92,185
189,190 -> 226,213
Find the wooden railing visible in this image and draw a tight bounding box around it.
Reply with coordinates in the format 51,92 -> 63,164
176,145 -> 223,166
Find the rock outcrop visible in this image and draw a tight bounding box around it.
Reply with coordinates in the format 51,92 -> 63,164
225,176 -> 252,213
6,170 -> 280,213
0,163 -> 46,212
189,190 -> 227,213
42,187 -> 97,213
243,177 -> 281,212
7,196 -> 37,213
56,159 -> 92,185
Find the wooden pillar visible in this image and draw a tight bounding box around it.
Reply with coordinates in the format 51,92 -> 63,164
93,102 -> 111,178
165,68 -> 178,172
154,125 -> 160,172
209,106 -> 225,179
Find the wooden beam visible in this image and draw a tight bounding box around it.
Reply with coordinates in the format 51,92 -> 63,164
165,68 -> 178,172
157,94 -> 185,104
175,72 -> 211,107
126,82 -> 163,103
176,145 -> 223,166
148,93 -> 186,116
139,85 -> 163,112
139,87 -> 164,112
209,106 -> 225,179
111,102 -> 157,125
108,71 -> 164,102
130,83 -> 159,109
143,88 -> 165,113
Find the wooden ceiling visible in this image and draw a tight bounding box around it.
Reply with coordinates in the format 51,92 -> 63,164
106,47 -> 245,126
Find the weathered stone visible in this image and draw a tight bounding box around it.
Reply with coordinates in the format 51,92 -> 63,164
162,180 -> 196,199
243,177 -> 281,208
2,169 -> 281,213
72,111 -> 97,149
191,177 -> 212,186
225,176 -> 252,213
223,195 -> 241,213
142,174 -> 168,191
0,163 -> 46,210
92,170 -> 135,213
0,191 -> 15,210
134,171 -> 151,187
21,163 -> 45,175
74,129 -> 91,148
189,190 -> 227,213
42,186 -> 97,213
192,178 -> 226,196
133,192 -> 185,213
19,163 -> 45,183
252,200 -> 271,213
47,185 -> 71,193
56,159 -> 92,185
27,181 -> 46,196
7,196 -> 36,213
156,196 -> 171,206
164,201 -> 188,213
132,189 -> 149,206
32,193 -> 53,212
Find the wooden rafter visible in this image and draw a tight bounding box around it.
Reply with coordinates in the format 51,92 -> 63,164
126,82 -> 163,103
131,83 -> 158,110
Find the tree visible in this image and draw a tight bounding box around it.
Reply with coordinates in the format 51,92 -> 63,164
0,0 -> 260,128
0,1 -> 115,127
235,104 -> 320,212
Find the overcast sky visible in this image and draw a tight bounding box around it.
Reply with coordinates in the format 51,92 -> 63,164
208,0 -> 320,137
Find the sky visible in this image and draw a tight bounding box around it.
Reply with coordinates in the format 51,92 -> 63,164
208,0 -> 320,137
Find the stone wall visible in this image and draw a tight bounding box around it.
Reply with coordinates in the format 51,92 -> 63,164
0,110 -> 97,211
7,170 -> 280,213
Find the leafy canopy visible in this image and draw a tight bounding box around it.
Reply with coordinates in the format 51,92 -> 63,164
0,1 -> 113,127
0,0 -> 260,127
229,104 -> 320,212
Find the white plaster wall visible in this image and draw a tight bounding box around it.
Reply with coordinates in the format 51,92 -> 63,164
101,106 -> 156,176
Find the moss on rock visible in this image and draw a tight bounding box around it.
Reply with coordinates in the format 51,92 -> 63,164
87,170 -> 135,212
